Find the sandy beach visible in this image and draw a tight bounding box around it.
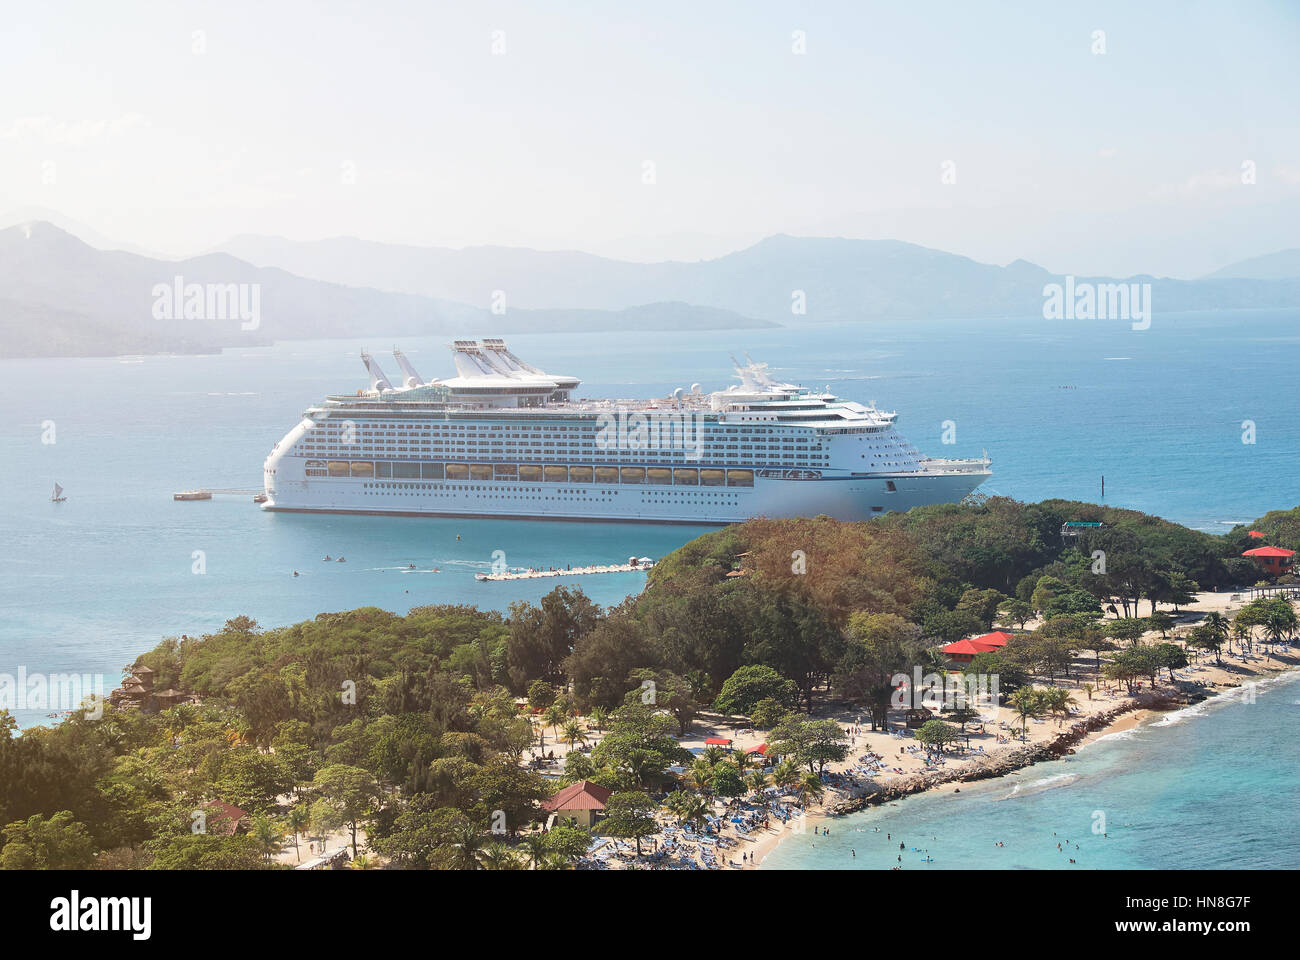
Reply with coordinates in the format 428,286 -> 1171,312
517,588 -> 1297,870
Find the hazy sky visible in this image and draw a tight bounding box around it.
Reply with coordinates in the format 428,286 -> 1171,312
2,0 -> 1297,276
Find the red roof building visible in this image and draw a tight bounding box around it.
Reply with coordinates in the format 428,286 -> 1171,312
1243,546 -> 1295,577
970,631 -> 1014,648
941,639 -> 989,664
942,631 -> 1016,664
203,800 -> 250,835
541,780 -> 612,828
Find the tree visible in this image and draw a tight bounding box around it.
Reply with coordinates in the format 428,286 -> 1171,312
1000,599 -> 1034,630
1039,687 -> 1078,727
527,681 -> 557,710
1105,618 -> 1147,649
478,842 -> 524,870
795,772 -> 824,806
748,698 -> 789,730
1154,642 -> 1189,681
446,819 -> 489,870
1147,611 -> 1176,639
1187,621 -> 1226,666
596,791 -> 658,856
368,799 -> 469,869
768,715 -> 847,774
948,705 -> 980,731
624,668 -> 699,736
560,718 -> 588,752
249,812 -> 286,862
285,804 -> 309,862
663,790 -> 710,830
587,706 -> 610,733
543,823 -> 591,863
0,811 -> 96,870
711,762 -> 745,799
588,704 -> 689,791
1006,687 -> 1044,738
310,764 -> 381,859
772,759 -> 802,794
712,665 -> 798,716
914,719 -> 960,754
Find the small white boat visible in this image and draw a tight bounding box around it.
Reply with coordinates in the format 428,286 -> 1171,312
51,482 -> 67,503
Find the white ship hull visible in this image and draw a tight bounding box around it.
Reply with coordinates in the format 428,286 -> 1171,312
262,458 -> 987,524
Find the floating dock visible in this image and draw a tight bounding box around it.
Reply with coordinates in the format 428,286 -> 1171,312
173,488 -> 264,502
475,559 -> 654,582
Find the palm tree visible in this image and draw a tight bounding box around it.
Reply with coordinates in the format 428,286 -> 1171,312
772,759 -> 801,794
686,758 -> 716,795
701,745 -> 727,766
447,823 -> 487,870
478,842 -> 524,870
1041,687 -> 1077,726
1007,687 -> 1043,739
1081,682 -> 1094,702
542,705 -> 565,741
348,854 -> 373,870
795,772 -> 824,806
249,813 -> 286,862
560,718 -> 588,752
522,831 -> 550,870
730,747 -> 755,777
746,769 -> 770,801
664,789 -> 709,829
285,803 -> 309,862
587,706 -> 609,733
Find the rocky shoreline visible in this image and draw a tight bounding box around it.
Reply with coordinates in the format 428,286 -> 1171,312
824,693 -> 1190,817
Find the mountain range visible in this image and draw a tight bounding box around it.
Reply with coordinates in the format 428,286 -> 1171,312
214,232 -> 1300,324
0,223 -> 768,359
2,218 -> 1298,360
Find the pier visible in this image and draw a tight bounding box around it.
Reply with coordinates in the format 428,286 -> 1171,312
475,559 -> 654,582
173,488 -> 264,501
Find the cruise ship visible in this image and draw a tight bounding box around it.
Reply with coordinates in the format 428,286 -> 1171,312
261,340 -> 991,523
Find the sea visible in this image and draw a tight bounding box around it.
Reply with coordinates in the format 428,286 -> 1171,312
761,668 -> 1300,870
1,309 -> 1297,763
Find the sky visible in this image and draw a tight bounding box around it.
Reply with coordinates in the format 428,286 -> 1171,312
1,0 -> 1297,277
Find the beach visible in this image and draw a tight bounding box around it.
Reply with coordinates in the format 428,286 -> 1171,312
739,590 -> 1299,868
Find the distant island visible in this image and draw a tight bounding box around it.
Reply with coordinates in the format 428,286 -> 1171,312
1,497 -> 1295,870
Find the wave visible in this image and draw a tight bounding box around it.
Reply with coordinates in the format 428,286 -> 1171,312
1152,669 -> 1300,726
997,772 -> 1079,800
1090,726 -> 1143,744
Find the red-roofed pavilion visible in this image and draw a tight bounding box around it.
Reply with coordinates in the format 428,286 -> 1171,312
541,780 -> 613,829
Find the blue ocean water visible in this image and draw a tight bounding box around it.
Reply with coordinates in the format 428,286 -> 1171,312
1,310 -> 1297,732
761,669 -> 1300,870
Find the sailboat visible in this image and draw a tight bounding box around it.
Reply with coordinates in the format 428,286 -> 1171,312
51,482 -> 67,503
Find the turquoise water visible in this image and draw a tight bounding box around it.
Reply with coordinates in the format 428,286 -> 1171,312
762,669 -> 1300,870
1,310 -> 1298,729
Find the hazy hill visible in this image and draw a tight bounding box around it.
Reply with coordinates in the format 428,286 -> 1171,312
1204,249 -> 1300,281
0,223 -> 770,358
216,232 -> 1300,323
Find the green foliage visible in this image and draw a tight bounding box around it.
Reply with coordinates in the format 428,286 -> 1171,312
0,811 -> 96,870
713,665 -> 798,715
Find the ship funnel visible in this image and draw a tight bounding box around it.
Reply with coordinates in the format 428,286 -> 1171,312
361,351 -> 395,393
392,348 -> 425,388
